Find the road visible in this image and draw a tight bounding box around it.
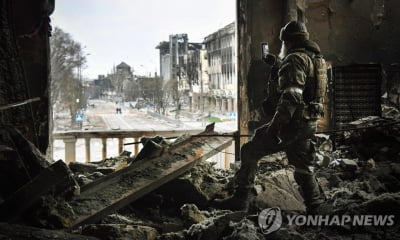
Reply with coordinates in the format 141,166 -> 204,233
84,99 -> 235,131
53,99 -> 237,163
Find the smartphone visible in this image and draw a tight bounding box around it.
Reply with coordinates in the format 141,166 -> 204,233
261,42 -> 269,59
261,42 -> 277,65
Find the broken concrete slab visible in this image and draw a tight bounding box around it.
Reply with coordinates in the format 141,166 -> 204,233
69,162 -> 98,174
252,168 -> 305,213
339,159 -> 359,171
66,127 -> 233,228
134,137 -> 166,162
156,161 -> 233,209
70,152 -> 133,175
1,126 -> 52,174
75,172 -> 105,186
0,160 -> 79,223
0,126 -> 53,199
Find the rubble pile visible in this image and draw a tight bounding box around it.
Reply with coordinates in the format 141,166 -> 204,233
1,113 -> 400,239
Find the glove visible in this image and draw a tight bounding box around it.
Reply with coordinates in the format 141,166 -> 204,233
265,121 -> 283,145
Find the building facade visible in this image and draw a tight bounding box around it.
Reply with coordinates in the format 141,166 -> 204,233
187,48 -> 209,112
204,22 -> 236,114
156,34 -> 203,105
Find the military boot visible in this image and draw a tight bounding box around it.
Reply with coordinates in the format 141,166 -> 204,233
294,172 -> 326,215
213,188 -> 250,211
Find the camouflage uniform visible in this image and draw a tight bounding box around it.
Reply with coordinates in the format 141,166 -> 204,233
233,39 -> 324,212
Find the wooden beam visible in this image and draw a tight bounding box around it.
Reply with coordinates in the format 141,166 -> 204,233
67,129 -> 232,228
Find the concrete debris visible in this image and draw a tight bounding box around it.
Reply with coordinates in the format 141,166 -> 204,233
156,231 -> 186,240
0,126 -> 53,200
70,152 -> 133,176
338,158 -> 359,171
134,136 -> 166,162
0,160 -> 79,223
75,172 -> 105,186
0,222 -> 99,240
65,128 -> 232,229
81,224 -> 159,240
31,196 -> 76,229
315,133 -> 333,152
316,151 -> 333,168
382,105 -> 400,120
184,211 -> 246,240
155,161 -> 233,208
180,204 -> 207,226
2,113 -> 400,239
223,218 -> 264,240
364,158 -> 376,171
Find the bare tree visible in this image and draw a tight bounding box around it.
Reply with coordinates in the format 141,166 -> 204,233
153,76 -> 169,114
50,27 -> 87,128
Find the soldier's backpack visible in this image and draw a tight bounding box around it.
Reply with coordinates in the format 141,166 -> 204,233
303,52 -> 328,120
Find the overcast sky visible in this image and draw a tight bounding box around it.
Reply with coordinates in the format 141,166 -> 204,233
51,0 -> 236,79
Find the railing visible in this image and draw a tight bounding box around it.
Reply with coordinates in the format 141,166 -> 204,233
52,129 -> 236,168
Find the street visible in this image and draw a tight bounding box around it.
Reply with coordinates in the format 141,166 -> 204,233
53,99 -> 237,163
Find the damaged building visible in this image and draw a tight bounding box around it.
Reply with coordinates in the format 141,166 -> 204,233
204,22 -> 237,115
156,34 -> 203,106
1,0 -> 400,240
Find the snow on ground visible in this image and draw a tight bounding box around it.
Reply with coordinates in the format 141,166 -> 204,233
53,99 -> 237,164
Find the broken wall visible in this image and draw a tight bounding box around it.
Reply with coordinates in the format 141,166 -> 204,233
0,0 -> 52,152
238,0 -> 400,139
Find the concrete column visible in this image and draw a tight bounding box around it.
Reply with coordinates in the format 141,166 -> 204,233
118,138 -> 123,154
85,138 -> 91,163
102,138 -> 107,160
134,137 -> 139,156
63,137 -> 77,164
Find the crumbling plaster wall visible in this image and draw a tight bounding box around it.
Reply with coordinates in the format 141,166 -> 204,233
306,0 -> 400,67
237,0 -> 285,141
238,0 -> 400,140
0,0 -> 52,153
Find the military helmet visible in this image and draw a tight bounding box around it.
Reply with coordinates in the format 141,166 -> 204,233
279,21 -> 309,42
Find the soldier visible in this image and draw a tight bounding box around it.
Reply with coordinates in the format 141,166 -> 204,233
215,21 -> 328,214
